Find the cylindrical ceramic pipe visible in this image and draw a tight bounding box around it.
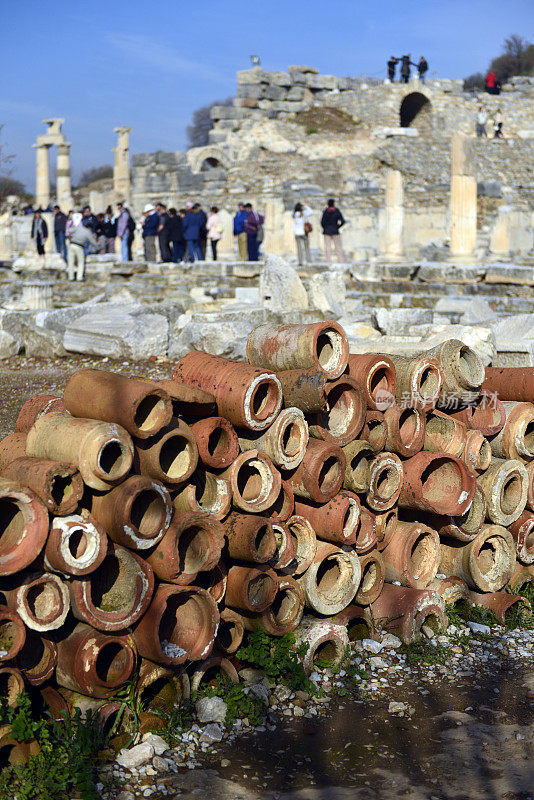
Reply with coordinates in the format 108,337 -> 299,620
468,589 -> 531,625
0,606 -> 26,663
463,429 -> 492,473
349,500 -> 378,554
489,401 -> 534,462
91,475 -> 172,550
190,417 -> 240,469
307,377 -> 366,446
15,394 -> 66,432
246,321 -> 349,379
450,390 -> 506,437
355,550 -> 385,605
427,575 -> 471,606
388,354 -> 442,412
132,584 -> 219,666
0,432 -> 28,471
478,458 -> 528,526
14,631 -> 57,686
275,368 -> 327,413
294,493 -> 360,546
526,460 -> 534,512
361,410 -> 388,452
136,658 -> 190,711
423,409 -> 467,457
136,376 -> 216,417
439,524 -> 516,591
45,512 -> 108,576
190,656 -> 239,693
297,541 -> 361,615
399,452 -> 476,516
223,513 -> 277,563
271,521 -> 297,570
238,407 -> 308,469
56,623 -> 136,698
371,584 -> 447,644
285,515 -> 317,575
63,369 -> 172,439
1,457 -> 83,516
341,439 -> 374,494
173,351 -> 282,431
195,563 -> 227,605
367,452 -> 403,512
262,480 -> 294,522
146,512 -> 225,585
134,419 -> 198,485
508,511 -> 534,565
294,616 -> 349,674
69,542 -> 155,631
330,604 -> 380,642
0,667 -> 26,707
173,471 -> 231,520
345,354 -> 397,411
375,507 -> 398,551
220,450 -> 281,513
26,412 -> 134,491
483,366 -> 534,403
383,404 -> 426,458
233,576 -> 305,637
284,438 -> 345,503
381,521 -> 440,588
426,340 -> 484,408
216,608 -> 245,654
0,478 -> 49,576
5,572 -> 69,632
417,484 -> 486,542
225,565 -> 278,613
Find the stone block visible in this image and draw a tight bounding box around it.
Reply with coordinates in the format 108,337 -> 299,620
491,315 -> 534,349
477,181 -> 502,197
116,743 -> 154,770
269,71 -> 292,86
196,697 -> 227,725
236,84 -> 264,99
337,77 -> 352,90
485,264 -> 534,286
241,97 -> 259,109
270,101 -> 307,113
288,65 -> 319,74
434,296 -> 497,325
0,330 -> 19,359
263,85 -> 287,101
307,271 -> 346,318
258,99 -> 273,111
210,106 -> 247,121
168,305 -> 270,361
306,74 -> 339,90
451,132 -> 475,176
260,255 -> 308,311
373,307 -> 432,335
236,68 -> 270,84
289,71 -> 307,86
63,309 -> 168,360
286,86 -> 305,101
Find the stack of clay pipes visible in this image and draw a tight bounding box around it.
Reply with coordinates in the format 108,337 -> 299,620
0,320 -> 532,754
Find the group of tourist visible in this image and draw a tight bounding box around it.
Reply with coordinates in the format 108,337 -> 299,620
387,55 -> 428,83
291,198 -> 346,266
475,106 -> 504,138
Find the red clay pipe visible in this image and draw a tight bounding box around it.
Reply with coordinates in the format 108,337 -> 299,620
0,606 -> 26,662
220,450 -> 281,513
15,394 -> 66,432
45,511 -> 108,576
15,631 -> 57,686
489,401 -> 534,462
439,524 -> 516,591
0,432 -> 27,472
0,478 -> 49,576
64,369 -> 172,439
136,376 -> 216,417
132,584 -> 219,666
1,457 -> 83,516
463,429 -> 492,472
145,512 -> 225,584
468,590 -> 531,624
483,366 -> 534,403
224,513 -> 277,563
136,658 -> 190,711
294,493 -> 361,546
262,480 -> 294,522
355,550 -> 386,605
190,656 -> 239,693
361,410 -> 388,452
508,511 -> 534,565
427,575 -> 471,606
478,458 -> 528,526
409,484 -> 486,542
271,521 -> 297,570
349,500 -> 378,554
388,354 -> 443,412
399,452 -> 476,516
173,470 -> 231,520
375,507 -> 398,551
69,542 -> 154,632
345,354 -> 397,411
307,376 -> 366,446
341,439 -> 374,493
383,404 -> 426,458
424,409 -> 467,457
381,520 -> 440,588
225,565 -> 278,613
216,608 -> 245,654
330,604 -> 380,642
91,475 -> 172,550
450,390 -> 506,437
371,584 -> 447,644
190,417 -> 240,469
246,321 -> 349,379
195,562 -> 227,604
275,368 -> 327,413
232,576 -> 305,636
134,419 -> 198,484
285,515 -> 317,575
297,541 -> 361,615
5,572 -> 69,632
238,407 -> 308,470
56,623 -> 136,698
0,667 -> 25,707
367,452 -> 403,512
173,351 -> 282,431
427,340 -> 484,408
285,438 -> 345,503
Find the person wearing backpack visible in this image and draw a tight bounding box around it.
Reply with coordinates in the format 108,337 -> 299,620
320,198 -> 346,263
244,203 -> 264,261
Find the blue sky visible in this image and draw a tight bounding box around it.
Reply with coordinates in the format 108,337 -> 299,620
1,0 -> 532,190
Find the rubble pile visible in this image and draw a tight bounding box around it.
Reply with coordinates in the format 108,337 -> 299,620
0,320 -> 532,759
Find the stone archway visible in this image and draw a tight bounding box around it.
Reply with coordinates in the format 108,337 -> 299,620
400,92 -> 432,128
188,146 -> 229,174
200,156 -> 222,172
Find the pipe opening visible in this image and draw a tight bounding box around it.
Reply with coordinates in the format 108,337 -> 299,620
523,420 -> 534,454
457,346 -> 484,387
312,640 -> 340,665
247,573 -> 276,608
207,426 -> 230,457
426,413 -> 453,444
477,438 -> 491,468
398,408 -> 419,444
417,365 -> 439,401
254,524 -> 275,560
160,435 -> 193,480
130,489 -> 166,536
0,673 -> 22,705
316,330 -> 342,373
98,440 -> 129,478
194,565 -> 226,601
270,587 -> 300,625
90,551 -> 138,613
158,592 -> 212,656
369,366 -> 391,399
25,581 -> 62,624
456,488 -> 485,534
95,642 -> 130,684
0,745 -> 17,769
318,456 -> 342,495
197,665 -> 228,690
0,621 -> 16,656
323,383 -> 359,437
477,539 -> 497,575
361,560 -> 378,593
134,394 -> 168,433
343,500 -> 359,538
375,465 -> 400,499
366,418 -> 386,449
50,474 -> 74,507
250,380 -> 279,421
140,676 -> 178,711
0,498 -> 25,552
192,472 -> 218,509
524,530 -> 534,554
501,473 -> 522,515
316,555 -> 342,597
420,458 -> 462,505
178,525 -> 210,573
348,449 -> 371,485
281,421 -> 303,458
410,532 -> 437,580
420,612 -> 441,638
218,620 -> 241,652
268,483 -> 292,519
346,618 -> 372,641
67,527 -> 88,558
237,461 -> 270,502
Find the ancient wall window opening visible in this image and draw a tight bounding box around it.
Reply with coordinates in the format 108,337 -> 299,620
400,93 -> 431,128
200,157 -> 222,172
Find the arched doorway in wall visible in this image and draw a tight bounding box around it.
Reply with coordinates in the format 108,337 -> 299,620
200,157 -> 221,171
400,92 -> 432,128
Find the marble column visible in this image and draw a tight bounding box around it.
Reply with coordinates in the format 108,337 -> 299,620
450,133 -> 477,259
56,143 -> 73,209
490,205 -> 513,257
34,144 -> 51,210
113,126 -> 132,199
384,169 -> 404,260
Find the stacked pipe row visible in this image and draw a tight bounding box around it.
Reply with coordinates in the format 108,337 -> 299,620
0,320 -> 532,752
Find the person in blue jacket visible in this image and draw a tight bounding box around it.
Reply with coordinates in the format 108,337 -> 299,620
182,205 -> 204,262
233,202 -> 248,260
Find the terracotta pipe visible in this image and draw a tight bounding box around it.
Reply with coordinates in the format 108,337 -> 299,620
330,604 -> 380,642
0,606 -> 26,662
271,521 -> 297,570
463,429 -> 492,473
349,500 -> 378,554
136,658 -> 190,712
224,513 -> 277,563
468,590 -> 531,625
137,377 -> 216,417
439,524 -> 516,591
64,369 -> 172,439
355,550 -> 385,605
15,394 -> 66,432
508,511 -> 534,565
375,507 -> 398,551
283,438 -> 345,504
215,608 -> 245,655
132,584 -> 219,666
246,321 -> 349,379
39,686 -> 70,721
367,452 -> 403,512
399,452 -> 476,516
0,735 -> 39,767
341,439 -> 374,493
294,493 -> 360,546
190,656 -> 239,694
1,458 -> 83,516
509,560 -> 534,595
225,565 -> 278,613
26,412 -> 134,491
381,520 -> 440,588
424,409 -> 467,457
253,576 -> 304,636
69,542 -> 154,632
0,667 -> 25,707
426,340 -> 484,408
345,353 -> 397,411
526,460 -> 534,512
4,571 -> 69,632
145,512 -> 225,585
427,576 -> 471,606
489,401 -> 534,462
0,478 -> 49,576
387,354 -> 442,412
371,584 -> 447,644
361,410 -> 388,452
239,407 -> 308,470
173,351 -> 282,431
307,376 -> 366,446
262,480 -> 294,522
383,404 -> 426,458
56,623 -> 136,698
285,515 -> 317,575
483,366 -> 534,403
134,419 -> 198,485
220,450 -> 281,513
294,617 -> 349,674
409,483 -> 486,542
173,470 -> 231,520
450,389 -> 506,437
15,631 -> 57,686
45,511 -> 108,576
478,458 -> 528,526
297,541 -> 361,615
0,432 -> 27,471
195,562 -> 227,604
91,475 -> 172,550
275,368 -> 327,413
190,417 -> 240,469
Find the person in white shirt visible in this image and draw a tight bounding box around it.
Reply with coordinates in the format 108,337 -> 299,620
476,106 -> 487,138
292,202 -> 313,266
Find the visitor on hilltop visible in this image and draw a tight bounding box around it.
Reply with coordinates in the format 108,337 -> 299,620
196,204 -> 208,260
31,209 -> 48,258
293,202 -> 313,266
233,202 -> 248,261
387,56 -> 399,82
167,208 -> 185,263
116,202 -> 134,262
66,211 -> 98,281
485,71 -> 500,95
321,198 -> 346,264
142,203 -> 159,262
418,56 -> 429,83
494,108 -> 504,139
244,203 -> 264,262
400,55 -> 416,83
53,205 -> 67,261
156,202 -> 172,263
182,204 -> 204,262
102,206 -> 116,254
207,206 -> 223,261
476,106 -> 488,137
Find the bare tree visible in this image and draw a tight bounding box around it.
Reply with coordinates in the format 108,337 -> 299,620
186,98 -> 233,148
76,164 -> 113,188
0,124 -> 15,177
489,34 -> 534,81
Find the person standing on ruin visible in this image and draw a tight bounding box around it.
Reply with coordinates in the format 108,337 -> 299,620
400,55 -> 414,83
494,108 -> 504,139
233,202 -> 248,260
156,203 -> 172,262
31,209 -> 48,259
476,106 -> 487,137
116,202 -> 132,261
53,205 -> 67,261
418,56 -> 428,83
102,206 -> 117,253
182,205 -> 204,262
142,203 -> 159,261
196,204 -> 208,259
167,208 -> 185,263
387,57 -> 399,82
66,211 -> 98,281
244,202 -> 264,262
207,206 -> 223,261
321,198 -> 346,263
293,202 -> 313,266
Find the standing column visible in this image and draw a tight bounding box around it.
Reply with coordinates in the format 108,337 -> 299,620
56,143 -> 73,209
450,132 -> 477,259
113,126 -> 132,200
384,169 -> 404,260
34,144 -> 50,210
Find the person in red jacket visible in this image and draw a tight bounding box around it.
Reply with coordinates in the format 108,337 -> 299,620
485,71 -> 500,94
